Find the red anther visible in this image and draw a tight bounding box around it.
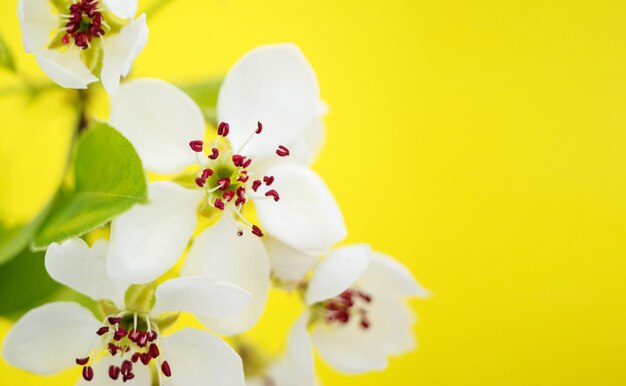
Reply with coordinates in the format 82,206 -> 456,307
256,121 -> 263,134
96,326 -> 109,336
131,352 -> 140,363
251,225 -> 264,237
61,34 -> 70,44
108,317 -> 122,325
223,191 -> 235,202
263,176 -> 275,186
252,180 -> 262,192
238,174 -> 249,183
201,168 -> 213,179
149,343 -> 160,358
128,329 -> 140,342
137,334 -> 148,347
235,197 -> 246,206
236,186 -> 245,198
359,293 -> 373,303
161,361 -> 172,377
335,310 -> 350,323
237,229 -> 244,237
121,360 -> 133,374
147,331 -> 158,341
189,140 -> 203,152
195,177 -> 205,187
208,147 -> 219,160
265,189 -> 280,202
114,327 -> 127,341
241,157 -> 252,168
276,145 -> 290,157
108,343 -> 119,356
232,154 -> 244,167
218,122 -> 230,137
360,319 -> 371,329
140,352 -> 152,365
109,365 -> 120,380
82,366 -> 94,381
217,178 -> 230,190
76,357 -> 89,366
214,198 -> 225,210
340,290 -> 353,300
123,373 -> 135,382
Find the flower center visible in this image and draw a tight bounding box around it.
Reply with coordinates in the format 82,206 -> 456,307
76,313 -> 172,382
323,289 -> 373,329
189,121 -> 290,238
60,0 -> 108,49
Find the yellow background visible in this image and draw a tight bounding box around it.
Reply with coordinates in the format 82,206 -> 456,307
2,0 -> 626,385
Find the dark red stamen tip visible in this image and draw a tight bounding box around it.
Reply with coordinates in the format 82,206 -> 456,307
108,343 -> 119,356
252,180 -> 262,192
214,198 -> 225,210
107,317 -> 122,324
201,168 -> 213,179
265,189 -> 280,201
241,157 -> 252,168
189,140 -> 204,152
161,361 -> 172,377
76,357 -> 89,366
121,360 -> 133,374
256,121 -> 263,134
149,343 -> 160,358
147,331 -> 158,341
237,229 -> 244,237
238,174 -> 249,183
123,373 -> 135,382
82,366 -> 94,381
114,327 -> 127,341
276,145 -> 290,157
61,34 -> 70,45
131,352 -> 140,363
218,122 -> 230,137
232,154 -> 244,167
140,352 -> 152,365
109,365 -> 120,380
96,326 -> 109,336
217,178 -> 230,190
263,176 -> 275,186
223,191 -> 235,202
208,147 -> 219,160
251,225 -> 264,237
195,177 -> 205,187
361,319 -> 371,329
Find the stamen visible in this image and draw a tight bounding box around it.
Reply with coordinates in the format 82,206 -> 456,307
96,326 -> 109,336
263,176 -> 275,186
256,121 -> 263,134
223,191 -> 235,202
276,145 -> 290,157
189,140 -> 203,152
208,147 -> 219,160
109,365 -> 120,380
251,225 -> 264,237
217,178 -> 230,190
108,317 -> 122,325
214,198 -> 225,210
265,189 -> 280,201
252,180 -> 262,192
82,366 -> 94,381
76,357 -> 90,366
161,361 -> 172,377
218,122 -> 230,137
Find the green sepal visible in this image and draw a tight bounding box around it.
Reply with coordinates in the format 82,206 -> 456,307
125,283 -> 156,314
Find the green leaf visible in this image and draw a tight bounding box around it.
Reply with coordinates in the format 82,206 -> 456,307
0,32 -> 16,72
0,248 -> 59,318
33,122 -> 148,248
180,78 -> 222,126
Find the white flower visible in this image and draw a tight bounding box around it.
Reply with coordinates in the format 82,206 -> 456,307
2,238 -> 249,385
18,0 -> 148,93
299,244 -> 428,373
105,44 -> 346,332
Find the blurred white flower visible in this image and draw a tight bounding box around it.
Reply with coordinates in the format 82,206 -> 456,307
2,238 -> 249,385
18,0 -> 147,92
301,244 -> 428,373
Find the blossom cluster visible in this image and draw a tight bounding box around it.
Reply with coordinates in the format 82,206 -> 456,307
3,0 -> 427,385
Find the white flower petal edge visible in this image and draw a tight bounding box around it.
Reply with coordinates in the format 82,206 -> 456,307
255,163 -> 347,253
160,328 -> 246,386
152,276 -> 251,319
45,238 -> 129,308
218,43 -> 321,160
34,48 -> 99,89
265,236 -> 319,283
108,181 -> 204,284
2,302 -> 100,375
110,78 -> 205,174
305,244 -> 371,305
18,0 -> 57,53
101,13 -> 148,94
181,216 -> 270,336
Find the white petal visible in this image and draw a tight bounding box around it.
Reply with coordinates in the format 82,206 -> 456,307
34,48 -> 98,89
265,236 -> 319,283
160,329 -> 245,386
152,276 -> 251,318
218,43 -> 320,160
18,0 -> 57,53
255,163 -> 346,253
76,355 -> 151,386
45,238 -> 129,308
312,298 -> 417,373
181,216 -> 270,335
358,252 -> 428,298
2,302 -> 100,375
276,312 -> 316,386
102,0 -> 138,19
109,79 -> 205,174
305,244 -> 371,305
101,14 -> 148,94
284,117 -> 326,165
108,181 -> 203,284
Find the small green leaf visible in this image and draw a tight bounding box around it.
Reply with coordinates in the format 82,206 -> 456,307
125,283 -> 156,314
33,122 -> 148,248
0,248 -> 59,318
0,32 -> 16,72
180,78 -> 222,126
